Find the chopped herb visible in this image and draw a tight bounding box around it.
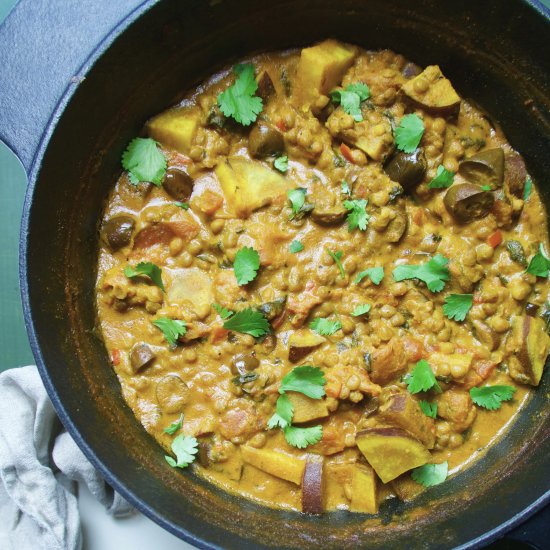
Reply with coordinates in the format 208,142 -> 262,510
419,401 -> 437,419
352,304 -> 371,317
395,114 -> 425,153
289,240 -> 304,253
163,414 -> 184,435
481,185 -> 491,191
406,359 -> 441,394
232,372 -> 259,386
267,393 -> 293,429
470,385 -> 516,410
412,462 -> 448,487
526,244 -> 550,278
287,188 -> 313,220
343,199 -> 369,231
333,150 -> 346,167
279,365 -> 326,399
524,177 -> 532,201
355,266 -> 384,285
283,425 -> 323,449
443,294 -> 473,322
428,165 -> 455,189
330,82 -> 371,122
309,317 -> 342,336
212,303 -> 234,319
121,137 -> 166,185
506,240 -> 527,266
174,201 -> 189,210
124,262 -> 165,292
217,63 -> 263,126
274,155 -> 288,173
233,246 -> 261,285
152,317 -> 187,346
392,254 -> 450,292
165,434 -> 199,469
327,249 -> 345,278
223,308 -> 270,337
341,180 -> 351,196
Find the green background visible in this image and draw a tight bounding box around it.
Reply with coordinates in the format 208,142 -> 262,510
1,0 -> 549,371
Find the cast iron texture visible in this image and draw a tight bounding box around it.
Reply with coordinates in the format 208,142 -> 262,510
4,0 -> 550,548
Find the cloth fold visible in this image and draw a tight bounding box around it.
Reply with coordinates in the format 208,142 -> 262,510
0,366 -> 132,550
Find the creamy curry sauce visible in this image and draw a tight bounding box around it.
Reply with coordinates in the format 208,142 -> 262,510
96,41 -> 550,514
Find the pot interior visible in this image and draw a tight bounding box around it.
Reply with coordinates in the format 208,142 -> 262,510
24,0 -> 550,548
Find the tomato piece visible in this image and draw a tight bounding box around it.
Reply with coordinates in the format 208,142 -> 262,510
487,230 -> 502,248
111,349 -> 121,366
275,120 -> 287,132
339,143 -> 355,163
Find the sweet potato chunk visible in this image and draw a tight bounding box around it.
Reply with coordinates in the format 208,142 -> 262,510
167,268 -> 213,317
436,389 -> 476,432
147,107 -> 201,154
294,40 -> 357,108
509,315 -> 550,386
378,392 -> 436,449
288,329 -> 326,363
370,338 -> 408,385
241,446 -> 306,485
402,65 -> 461,114
350,464 -> 378,514
356,428 -> 430,483
302,457 -> 324,514
391,473 -> 425,502
287,392 -> 329,424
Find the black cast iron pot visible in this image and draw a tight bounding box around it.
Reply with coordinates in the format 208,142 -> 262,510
1,0 -> 549,548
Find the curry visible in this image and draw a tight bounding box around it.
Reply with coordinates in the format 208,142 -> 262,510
96,40 -> 550,514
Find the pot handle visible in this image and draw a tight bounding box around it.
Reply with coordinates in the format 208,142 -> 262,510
0,0 -> 145,173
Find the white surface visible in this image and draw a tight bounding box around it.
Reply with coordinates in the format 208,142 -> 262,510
78,483 -> 195,550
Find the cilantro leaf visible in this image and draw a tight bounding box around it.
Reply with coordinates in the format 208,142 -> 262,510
279,365 -> 326,399
481,185 -> 492,191
153,317 -> 187,346
174,201 -> 189,210
223,308 -> 270,337
352,304 -> 371,317
395,114 -> 425,153
327,249 -> 345,278
411,462 -> 448,488
283,425 -> 323,449
309,317 -> 342,336
274,155 -> 288,173
341,180 -> 351,196
406,359 -> 440,394
287,188 -> 313,220
217,63 -> 263,126
124,262 -> 165,292
419,401 -> 437,419
392,254 -> 450,292
163,414 -> 184,435
233,246 -> 261,285
524,177 -> 532,201
526,244 -> 550,278
470,385 -> 516,410
344,199 -> 369,231
122,137 -> 167,186
428,165 -> 454,189
289,240 -> 304,253
355,266 -> 384,285
212,303 -> 234,319
267,393 -> 294,429
331,82 -> 371,122
164,434 -> 199,469
443,294 -> 473,322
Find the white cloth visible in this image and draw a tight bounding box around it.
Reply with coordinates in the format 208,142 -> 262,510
0,366 -> 133,550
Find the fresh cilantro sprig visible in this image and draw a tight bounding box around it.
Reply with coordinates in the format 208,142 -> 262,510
344,199 -> 369,231
283,425 -> 323,449
419,400 -> 437,419
405,359 -> 441,394
352,304 -> 371,317
153,317 -> 187,346
526,244 -> 550,278
163,414 -> 184,435
395,114 -> 425,153
234,246 -> 261,285
217,63 -> 263,126
174,201 -> 190,210
223,308 -> 270,337
124,262 -> 165,292
289,240 -> 304,253
392,254 -> 450,292
287,188 -> 313,220
330,82 -> 371,122
412,462 -> 448,487
470,385 -> 516,410
310,317 -> 342,336
355,266 -> 384,285
267,393 -> 294,429
327,249 -> 345,278
428,165 -> 454,189
274,155 -> 288,173
165,434 -> 199,469
212,303 -> 234,319
341,180 -> 351,196
122,137 -> 166,185
524,177 -> 532,201
279,365 -> 327,399
443,294 -> 473,322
